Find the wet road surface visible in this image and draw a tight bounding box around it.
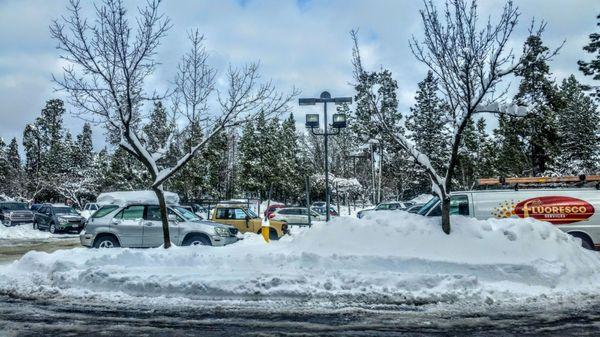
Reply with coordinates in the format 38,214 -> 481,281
0,237 -> 80,264
1,294 -> 600,336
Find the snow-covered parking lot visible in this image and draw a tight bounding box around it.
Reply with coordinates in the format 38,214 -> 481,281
2,212 -> 600,313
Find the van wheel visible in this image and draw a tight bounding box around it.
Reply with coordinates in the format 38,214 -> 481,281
49,223 -> 58,234
569,232 -> 594,250
94,235 -> 120,248
182,234 -> 211,246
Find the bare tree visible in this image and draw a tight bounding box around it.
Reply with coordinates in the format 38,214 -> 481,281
370,0 -> 550,234
51,0 -> 295,247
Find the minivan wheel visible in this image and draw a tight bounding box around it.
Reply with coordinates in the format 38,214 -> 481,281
49,223 -> 57,234
94,235 -> 120,248
182,234 -> 211,246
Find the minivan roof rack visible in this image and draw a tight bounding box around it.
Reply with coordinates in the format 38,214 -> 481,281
477,175 -> 600,190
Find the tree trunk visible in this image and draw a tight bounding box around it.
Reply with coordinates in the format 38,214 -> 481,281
440,194 -> 451,235
152,185 -> 172,249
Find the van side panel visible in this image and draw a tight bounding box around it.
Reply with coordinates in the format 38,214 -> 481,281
470,189 -> 600,247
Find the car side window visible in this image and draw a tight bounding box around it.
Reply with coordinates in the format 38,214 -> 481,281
450,195 -> 469,216
38,206 -> 46,214
234,209 -> 247,219
216,208 -> 234,219
117,205 -> 144,220
91,204 -> 98,211
145,206 -> 162,221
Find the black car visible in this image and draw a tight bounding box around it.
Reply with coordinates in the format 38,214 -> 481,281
0,202 -> 34,226
34,204 -> 85,234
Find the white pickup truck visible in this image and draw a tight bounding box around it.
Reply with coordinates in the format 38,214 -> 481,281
418,189 -> 600,250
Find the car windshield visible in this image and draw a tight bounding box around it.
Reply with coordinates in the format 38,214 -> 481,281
417,197 -> 439,216
246,209 -> 259,218
173,206 -> 200,221
92,205 -> 119,218
54,207 -> 79,214
0,202 -> 28,211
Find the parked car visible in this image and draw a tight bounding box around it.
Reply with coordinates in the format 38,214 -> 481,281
210,203 -> 288,240
81,203 -> 239,248
80,203 -> 100,220
406,204 -> 424,214
30,204 -> 43,212
0,202 -> 34,226
357,201 -> 414,218
33,204 -> 86,234
417,188 -> 600,250
311,206 -> 338,217
180,202 -> 209,219
311,201 -> 326,208
264,204 -> 286,218
271,207 -> 326,226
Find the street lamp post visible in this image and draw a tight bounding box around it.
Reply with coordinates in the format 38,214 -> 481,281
300,91 -> 352,221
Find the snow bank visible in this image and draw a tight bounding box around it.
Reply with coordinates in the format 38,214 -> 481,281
97,190 -> 180,206
1,213 -> 600,308
0,224 -> 55,240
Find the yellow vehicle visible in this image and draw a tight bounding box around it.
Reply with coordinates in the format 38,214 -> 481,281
209,204 -> 288,240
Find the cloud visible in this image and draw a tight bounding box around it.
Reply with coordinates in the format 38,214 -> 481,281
0,0 -> 596,150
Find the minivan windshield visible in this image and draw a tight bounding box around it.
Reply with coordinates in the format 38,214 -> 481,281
0,202 -> 28,211
417,196 -> 440,216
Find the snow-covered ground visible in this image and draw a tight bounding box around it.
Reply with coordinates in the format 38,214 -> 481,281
0,224 -> 77,240
1,212 -> 600,311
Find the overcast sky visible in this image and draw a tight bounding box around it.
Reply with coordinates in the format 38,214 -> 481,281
0,0 -> 597,150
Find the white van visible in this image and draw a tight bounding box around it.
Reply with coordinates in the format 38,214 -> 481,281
418,188 -> 600,250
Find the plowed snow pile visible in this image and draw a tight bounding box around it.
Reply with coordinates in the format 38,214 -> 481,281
0,224 -> 53,240
1,212 -> 600,307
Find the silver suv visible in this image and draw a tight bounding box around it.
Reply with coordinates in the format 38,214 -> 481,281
80,203 -> 239,248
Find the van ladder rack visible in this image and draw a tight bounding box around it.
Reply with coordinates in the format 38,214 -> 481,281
477,175 -> 600,190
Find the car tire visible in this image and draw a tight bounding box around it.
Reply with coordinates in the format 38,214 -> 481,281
32,221 -> 38,230
93,235 -> 120,248
49,223 -> 58,234
182,234 -> 211,246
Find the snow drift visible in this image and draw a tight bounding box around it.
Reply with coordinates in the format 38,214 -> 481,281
1,212 -> 600,308
0,224 -> 59,240
96,190 -> 180,206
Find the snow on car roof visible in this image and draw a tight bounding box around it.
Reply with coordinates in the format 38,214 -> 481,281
97,191 -> 180,206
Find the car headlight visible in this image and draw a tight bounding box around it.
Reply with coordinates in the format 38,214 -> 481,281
214,227 -> 230,237
59,217 -> 69,224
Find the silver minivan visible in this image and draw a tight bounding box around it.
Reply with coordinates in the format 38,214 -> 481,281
80,203 -> 239,248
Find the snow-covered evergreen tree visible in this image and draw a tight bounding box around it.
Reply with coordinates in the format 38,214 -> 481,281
5,138 -> 23,197
513,35 -> 562,175
556,75 -> 600,174
405,71 -> 450,173
578,14 -> 600,99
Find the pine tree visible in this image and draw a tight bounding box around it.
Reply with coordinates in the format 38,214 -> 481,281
556,75 -> 600,173
22,124 -> 42,198
76,123 -> 94,169
494,114 -> 530,177
405,71 -> 450,172
513,35 -> 561,175
5,138 -> 24,197
279,113 -> 302,201
0,138 -> 8,196
578,14 -> 600,98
